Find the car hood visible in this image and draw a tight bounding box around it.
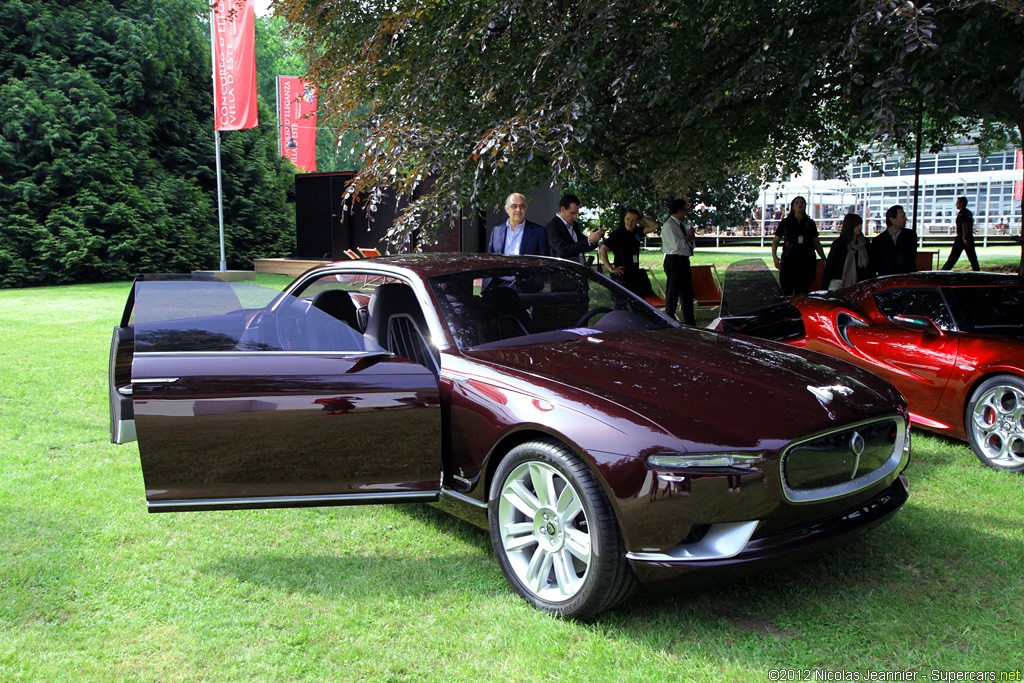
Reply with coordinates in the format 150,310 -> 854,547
468,327 -> 903,451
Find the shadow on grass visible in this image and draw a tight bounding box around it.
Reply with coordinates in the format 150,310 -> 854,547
205,549 -> 502,601
202,493 -> 1021,661
204,504 -> 498,601
909,428 -> 971,470
600,500 -> 1021,663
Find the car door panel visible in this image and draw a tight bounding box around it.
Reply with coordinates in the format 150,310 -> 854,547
109,325 -> 136,444
118,276 -> 443,513
133,351 -> 442,511
836,326 -> 958,412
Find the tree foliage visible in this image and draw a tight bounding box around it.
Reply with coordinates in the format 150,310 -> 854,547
0,0 -> 296,287
275,0 -> 1022,245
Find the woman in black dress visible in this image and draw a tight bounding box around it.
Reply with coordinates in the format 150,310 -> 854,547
771,196 -> 826,295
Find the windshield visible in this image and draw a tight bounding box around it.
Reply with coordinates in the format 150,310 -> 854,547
718,258 -> 786,317
429,264 -> 673,350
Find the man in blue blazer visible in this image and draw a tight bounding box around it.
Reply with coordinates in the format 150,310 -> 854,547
488,193 -> 550,256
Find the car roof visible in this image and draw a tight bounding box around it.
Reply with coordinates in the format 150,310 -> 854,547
848,271 -> 1024,294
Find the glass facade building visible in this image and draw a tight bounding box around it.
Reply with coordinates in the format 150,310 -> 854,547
757,145 -> 1023,240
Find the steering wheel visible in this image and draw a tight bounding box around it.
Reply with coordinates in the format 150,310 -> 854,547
575,306 -> 613,328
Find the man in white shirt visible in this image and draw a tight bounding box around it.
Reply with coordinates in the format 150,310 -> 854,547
545,193 -> 601,264
661,198 -> 696,325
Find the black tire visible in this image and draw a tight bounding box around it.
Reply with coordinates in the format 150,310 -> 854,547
966,374 -> 1024,472
488,439 -> 636,619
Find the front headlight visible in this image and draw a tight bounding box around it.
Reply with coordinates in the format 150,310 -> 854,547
645,452 -> 763,470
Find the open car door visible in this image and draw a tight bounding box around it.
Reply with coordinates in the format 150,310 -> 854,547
109,276 -> 442,512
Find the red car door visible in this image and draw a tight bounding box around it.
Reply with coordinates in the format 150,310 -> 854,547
111,277 -> 442,512
838,325 -> 959,412
820,286 -> 960,412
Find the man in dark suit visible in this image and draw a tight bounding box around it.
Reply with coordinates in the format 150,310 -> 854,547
545,193 -> 601,264
487,193 -> 550,256
872,204 -> 918,276
941,196 -> 980,271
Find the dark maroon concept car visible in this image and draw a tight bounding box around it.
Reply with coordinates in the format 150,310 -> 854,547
718,266 -> 1024,472
109,254 -> 910,618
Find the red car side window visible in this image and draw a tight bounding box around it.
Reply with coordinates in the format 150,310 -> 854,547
873,288 -> 956,331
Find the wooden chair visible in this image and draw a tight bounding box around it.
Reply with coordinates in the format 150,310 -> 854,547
690,264 -> 723,308
358,247 -> 382,258
343,249 -> 360,260
916,250 -> 937,271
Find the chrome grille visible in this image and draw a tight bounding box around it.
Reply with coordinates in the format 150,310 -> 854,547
781,416 -> 906,503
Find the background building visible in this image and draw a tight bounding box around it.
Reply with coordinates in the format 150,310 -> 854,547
757,145 -> 1023,245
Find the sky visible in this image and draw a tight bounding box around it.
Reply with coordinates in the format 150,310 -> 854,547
255,0 -> 273,17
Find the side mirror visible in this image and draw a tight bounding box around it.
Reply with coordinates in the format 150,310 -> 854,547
893,313 -> 940,334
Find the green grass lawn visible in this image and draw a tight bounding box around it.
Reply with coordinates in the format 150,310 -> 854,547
1,267 -> 1021,682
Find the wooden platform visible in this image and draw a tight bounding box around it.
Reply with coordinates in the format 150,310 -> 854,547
254,258 -> 333,276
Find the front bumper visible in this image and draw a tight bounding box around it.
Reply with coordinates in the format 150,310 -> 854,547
627,474 -> 909,589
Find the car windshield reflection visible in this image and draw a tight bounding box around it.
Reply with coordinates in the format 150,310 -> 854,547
429,265 -> 672,351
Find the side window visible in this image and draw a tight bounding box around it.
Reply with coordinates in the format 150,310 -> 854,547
296,273 -> 438,373
873,288 -> 956,331
949,286 -> 1024,334
294,273 -> 402,333
132,278 -> 382,354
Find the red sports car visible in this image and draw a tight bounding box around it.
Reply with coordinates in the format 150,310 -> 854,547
720,265 -> 1024,472
109,254 -> 910,618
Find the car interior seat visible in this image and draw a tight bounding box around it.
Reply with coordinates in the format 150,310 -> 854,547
305,289 -> 367,351
365,283 -> 437,373
479,287 -> 535,342
311,289 -> 361,330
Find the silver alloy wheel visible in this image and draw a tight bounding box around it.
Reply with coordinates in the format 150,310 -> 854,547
970,382 -> 1024,468
496,461 -> 592,602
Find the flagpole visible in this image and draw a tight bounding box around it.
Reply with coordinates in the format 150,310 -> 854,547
214,129 -> 227,271
210,7 -> 227,272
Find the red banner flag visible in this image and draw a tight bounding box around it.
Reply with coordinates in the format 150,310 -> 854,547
211,0 -> 258,131
277,76 -> 317,172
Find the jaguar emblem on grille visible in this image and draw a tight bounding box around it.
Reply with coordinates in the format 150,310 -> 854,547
849,431 -> 865,479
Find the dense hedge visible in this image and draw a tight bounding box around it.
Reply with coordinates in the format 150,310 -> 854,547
0,0 -> 296,287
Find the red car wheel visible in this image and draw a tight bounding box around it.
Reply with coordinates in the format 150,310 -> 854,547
967,374 -> 1024,473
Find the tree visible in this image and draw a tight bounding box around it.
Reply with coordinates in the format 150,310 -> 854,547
0,0 -> 296,287
274,0 -> 858,243
274,0 -> 1021,248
